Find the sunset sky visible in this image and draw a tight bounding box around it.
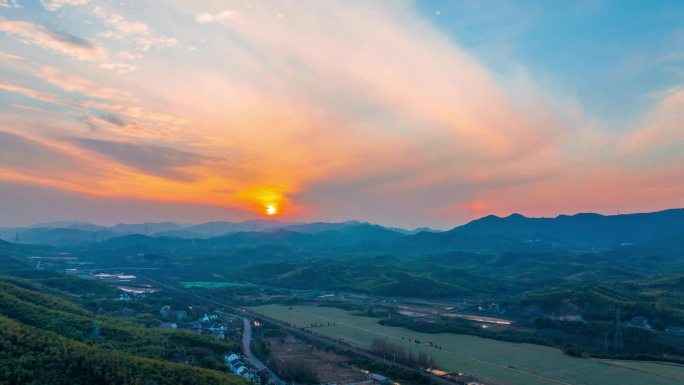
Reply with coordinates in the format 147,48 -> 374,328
1,0 -> 684,228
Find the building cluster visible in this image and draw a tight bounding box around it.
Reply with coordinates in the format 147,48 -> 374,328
623,315 -> 653,331
93,273 -> 137,282
477,302 -> 505,314
116,292 -> 146,301
224,353 -> 259,382
158,306 -> 236,339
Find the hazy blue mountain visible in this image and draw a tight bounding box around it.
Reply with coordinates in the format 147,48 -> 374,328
182,220 -> 292,237
447,209 -> 684,247
382,209 -> 684,254
110,222 -> 183,234
275,220 -> 363,233
407,226 -> 441,234
9,209 -> 684,250
16,228 -> 119,246
29,220 -> 101,230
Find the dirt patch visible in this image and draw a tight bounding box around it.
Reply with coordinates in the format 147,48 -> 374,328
268,335 -> 369,384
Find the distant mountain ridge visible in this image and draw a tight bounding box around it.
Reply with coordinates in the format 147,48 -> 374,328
453,209 -> 684,245
0,219 -> 417,247
2,208 -> 683,250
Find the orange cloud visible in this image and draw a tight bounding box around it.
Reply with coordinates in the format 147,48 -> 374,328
1,1 -> 684,227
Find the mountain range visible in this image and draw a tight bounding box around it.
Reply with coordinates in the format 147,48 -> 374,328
2,208 -> 684,251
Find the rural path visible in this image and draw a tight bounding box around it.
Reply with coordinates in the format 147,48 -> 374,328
242,317 -> 285,385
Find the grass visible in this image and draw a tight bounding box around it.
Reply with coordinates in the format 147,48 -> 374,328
250,304 -> 684,385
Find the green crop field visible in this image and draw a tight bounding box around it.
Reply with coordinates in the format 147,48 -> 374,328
250,304 -> 684,385
179,281 -> 249,288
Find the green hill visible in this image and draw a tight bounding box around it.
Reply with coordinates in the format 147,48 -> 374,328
0,275 -> 246,385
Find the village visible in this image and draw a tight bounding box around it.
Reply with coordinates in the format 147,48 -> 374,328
21,252 -> 684,385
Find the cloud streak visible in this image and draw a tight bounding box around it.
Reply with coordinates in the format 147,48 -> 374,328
71,138 -> 215,180
0,16 -> 106,61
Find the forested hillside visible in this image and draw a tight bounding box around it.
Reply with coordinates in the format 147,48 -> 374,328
0,275 -> 246,385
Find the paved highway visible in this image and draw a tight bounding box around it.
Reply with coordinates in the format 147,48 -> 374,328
241,317 -> 284,385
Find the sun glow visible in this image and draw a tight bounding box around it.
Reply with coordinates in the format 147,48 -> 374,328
265,204 -> 278,216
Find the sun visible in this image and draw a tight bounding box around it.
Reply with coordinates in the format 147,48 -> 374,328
265,204 -> 278,216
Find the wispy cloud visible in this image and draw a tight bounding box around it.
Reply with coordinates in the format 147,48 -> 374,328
37,66 -> 127,100
0,16 -> 106,61
93,6 -> 178,51
195,10 -> 235,24
0,81 -> 72,106
40,0 -> 90,12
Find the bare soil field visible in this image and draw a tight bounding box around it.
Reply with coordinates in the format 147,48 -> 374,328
268,334 -> 369,384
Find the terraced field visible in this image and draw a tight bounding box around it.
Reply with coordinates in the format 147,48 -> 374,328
250,304 -> 684,385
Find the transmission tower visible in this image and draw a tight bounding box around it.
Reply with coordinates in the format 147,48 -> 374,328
614,308 -> 624,352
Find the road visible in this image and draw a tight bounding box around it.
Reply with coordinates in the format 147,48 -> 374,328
242,317 -> 285,385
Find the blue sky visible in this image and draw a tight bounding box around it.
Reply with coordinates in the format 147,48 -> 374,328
418,0 -> 684,128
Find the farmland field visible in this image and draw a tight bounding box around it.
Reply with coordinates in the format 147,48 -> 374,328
179,281 -> 250,288
250,304 -> 684,385
597,360 -> 684,381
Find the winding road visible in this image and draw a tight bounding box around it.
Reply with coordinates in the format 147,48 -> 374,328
242,317 -> 285,385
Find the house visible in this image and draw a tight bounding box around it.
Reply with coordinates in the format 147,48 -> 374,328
225,353 -> 245,373
200,313 -> 220,323
242,369 -> 257,382
176,310 -> 187,321
369,374 -> 389,384
488,303 -> 501,313
160,305 -> 172,318
159,322 -> 178,329
117,293 -> 132,301
225,353 -> 240,365
207,324 -> 226,332
624,316 -> 652,330
203,323 -> 226,339
666,326 -> 684,335
235,366 -> 248,376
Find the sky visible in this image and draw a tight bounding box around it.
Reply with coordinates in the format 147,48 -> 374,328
1,0 -> 684,229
